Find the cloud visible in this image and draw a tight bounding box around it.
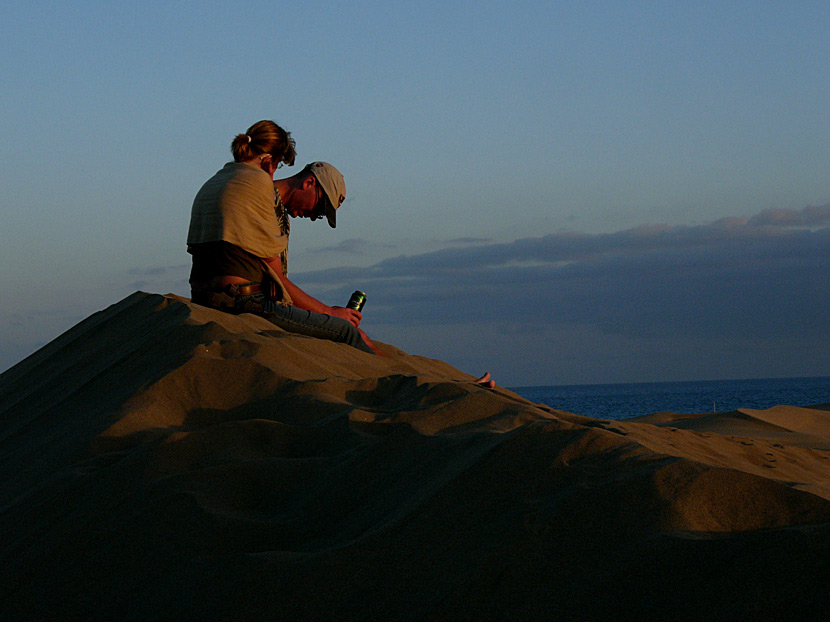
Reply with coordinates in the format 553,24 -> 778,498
297,206 -> 830,383
310,238 -> 396,255
128,267 -> 167,276
4,207 -> 827,384
445,237 -> 493,245
125,264 -> 190,295
127,264 -> 189,276
748,204 -> 830,228
309,237 -> 493,257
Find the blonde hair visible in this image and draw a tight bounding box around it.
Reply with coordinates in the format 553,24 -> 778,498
231,120 -> 296,166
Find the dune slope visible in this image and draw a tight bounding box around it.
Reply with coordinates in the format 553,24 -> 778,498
2,292 -> 830,620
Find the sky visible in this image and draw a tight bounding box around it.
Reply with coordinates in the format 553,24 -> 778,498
1,1 -> 828,386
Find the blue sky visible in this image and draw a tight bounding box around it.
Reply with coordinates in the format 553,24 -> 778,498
1,1 -> 828,385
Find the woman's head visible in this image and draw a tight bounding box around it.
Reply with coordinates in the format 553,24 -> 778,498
231,120 -> 296,167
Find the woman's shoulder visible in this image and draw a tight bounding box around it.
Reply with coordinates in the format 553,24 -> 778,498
224,160 -> 268,175
229,161 -> 275,188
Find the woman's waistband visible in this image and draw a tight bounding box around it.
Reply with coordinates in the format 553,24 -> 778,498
191,280 -> 283,310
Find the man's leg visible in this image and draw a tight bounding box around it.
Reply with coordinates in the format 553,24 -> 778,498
260,301 -> 375,354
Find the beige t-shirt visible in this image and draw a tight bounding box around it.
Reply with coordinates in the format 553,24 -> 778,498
187,161 -> 292,304
187,161 -> 289,259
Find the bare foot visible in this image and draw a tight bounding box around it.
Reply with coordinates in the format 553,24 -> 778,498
360,329 -> 389,356
475,372 -> 496,389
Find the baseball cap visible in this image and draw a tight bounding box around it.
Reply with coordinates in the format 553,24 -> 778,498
308,161 -> 346,228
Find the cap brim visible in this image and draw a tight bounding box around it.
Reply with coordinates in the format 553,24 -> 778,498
324,201 -> 337,228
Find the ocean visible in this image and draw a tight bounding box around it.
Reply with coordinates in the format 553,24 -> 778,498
509,376 -> 830,421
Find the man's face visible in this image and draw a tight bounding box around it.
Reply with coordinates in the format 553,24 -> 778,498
286,176 -> 326,221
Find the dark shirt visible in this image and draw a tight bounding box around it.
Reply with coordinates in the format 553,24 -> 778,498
188,241 -> 266,287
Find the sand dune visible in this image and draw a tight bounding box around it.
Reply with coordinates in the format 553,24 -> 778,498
2,292 -> 830,620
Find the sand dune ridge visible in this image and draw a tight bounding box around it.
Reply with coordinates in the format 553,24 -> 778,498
2,292 -> 830,620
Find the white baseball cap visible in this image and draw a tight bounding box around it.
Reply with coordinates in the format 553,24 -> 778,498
308,161 -> 346,228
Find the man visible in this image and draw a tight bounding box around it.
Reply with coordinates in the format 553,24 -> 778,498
188,150 -> 381,354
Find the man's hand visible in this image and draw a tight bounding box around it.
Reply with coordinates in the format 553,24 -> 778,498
330,306 -> 362,327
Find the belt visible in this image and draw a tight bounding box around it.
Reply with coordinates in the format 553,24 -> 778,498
191,281 -> 262,300
232,283 -> 263,296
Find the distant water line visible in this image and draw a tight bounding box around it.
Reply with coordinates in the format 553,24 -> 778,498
509,376 -> 830,421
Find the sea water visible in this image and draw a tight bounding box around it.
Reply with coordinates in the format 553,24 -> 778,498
509,376 -> 830,421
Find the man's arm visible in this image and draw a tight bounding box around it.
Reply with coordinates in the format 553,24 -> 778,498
264,255 -> 362,327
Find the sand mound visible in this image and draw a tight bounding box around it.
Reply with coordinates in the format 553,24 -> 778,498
2,292 -> 830,620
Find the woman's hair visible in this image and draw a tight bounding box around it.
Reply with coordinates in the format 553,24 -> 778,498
231,120 -> 296,166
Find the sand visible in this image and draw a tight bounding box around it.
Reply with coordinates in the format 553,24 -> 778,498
2,292 -> 830,620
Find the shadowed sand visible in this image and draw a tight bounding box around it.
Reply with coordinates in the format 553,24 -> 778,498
2,292 -> 830,620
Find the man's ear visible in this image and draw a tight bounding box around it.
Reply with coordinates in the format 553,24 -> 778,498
258,154 -> 273,173
302,175 -> 316,190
